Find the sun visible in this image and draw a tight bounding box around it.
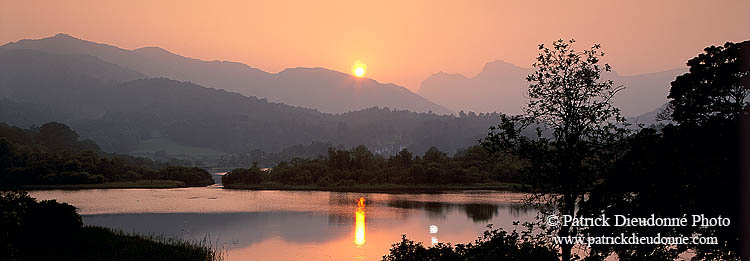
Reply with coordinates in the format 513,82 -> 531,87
354,67 -> 365,77
352,60 -> 367,78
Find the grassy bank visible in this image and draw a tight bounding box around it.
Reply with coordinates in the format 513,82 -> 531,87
222,182 -> 520,193
1,180 -> 196,190
12,225 -> 223,260
64,226 -> 223,261
1,191 -> 222,260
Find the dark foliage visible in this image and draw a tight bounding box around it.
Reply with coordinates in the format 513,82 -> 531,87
582,41 -> 748,260
382,226 -> 557,261
583,122 -> 742,260
0,191 -> 219,260
222,145 -> 517,187
0,122 -> 213,187
482,39 -> 629,261
480,40 -> 748,259
666,41 -> 749,127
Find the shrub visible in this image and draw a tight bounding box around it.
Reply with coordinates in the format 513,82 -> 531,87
383,226 -> 557,261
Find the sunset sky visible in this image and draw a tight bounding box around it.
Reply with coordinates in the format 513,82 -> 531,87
1,0 -> 748,92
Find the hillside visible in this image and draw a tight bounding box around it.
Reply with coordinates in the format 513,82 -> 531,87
0,49 -> 497,157
1,34 -> 451,114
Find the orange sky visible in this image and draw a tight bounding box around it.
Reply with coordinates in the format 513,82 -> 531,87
1,0 -> 748,92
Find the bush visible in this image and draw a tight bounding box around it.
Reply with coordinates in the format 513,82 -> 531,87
383,226 -> 557,261
1,191 -> 82,259
222,167 -> 263,185
158,166 -> 214,186
0,191 -> 221,260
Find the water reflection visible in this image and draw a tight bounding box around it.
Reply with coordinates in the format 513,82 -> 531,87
355,197 -> 366,246
30,188 -> 536,260
83,212 -> 349,249
325,193 -> 530,224
384,199 -> 526,222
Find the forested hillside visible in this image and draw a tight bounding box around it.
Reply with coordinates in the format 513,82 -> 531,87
0,122 -> 213,186
0,49 -> 508,157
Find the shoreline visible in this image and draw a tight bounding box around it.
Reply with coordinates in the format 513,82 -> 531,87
0,180 -> 210,190
221,182 -> 522,193
3,181 -> 523,193
0,180 -> 520,193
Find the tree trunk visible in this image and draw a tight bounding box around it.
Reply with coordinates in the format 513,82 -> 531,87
559,192 -> 576,261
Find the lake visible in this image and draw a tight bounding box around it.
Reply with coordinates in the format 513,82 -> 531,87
29,186 -> 536,260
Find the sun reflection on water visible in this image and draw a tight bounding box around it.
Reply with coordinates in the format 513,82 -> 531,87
354,197 -> 366,246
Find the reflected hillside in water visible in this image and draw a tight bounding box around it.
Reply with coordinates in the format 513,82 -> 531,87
327,192 -> 531,224
32,188 -> 536,260
383,199 -> 530,222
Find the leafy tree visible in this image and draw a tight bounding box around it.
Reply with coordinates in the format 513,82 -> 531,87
37,122 -> 80,152
666,41 -> 750,126
0,191 -> 81,259
422,146 -> 448,164
588,41 -> 749,260
390,149 -> 413,168
482,39 -> 628,260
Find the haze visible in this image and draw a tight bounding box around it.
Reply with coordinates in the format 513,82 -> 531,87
1,0 -> 749,91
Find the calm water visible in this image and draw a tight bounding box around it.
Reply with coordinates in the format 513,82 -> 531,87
29,186 -> 536,260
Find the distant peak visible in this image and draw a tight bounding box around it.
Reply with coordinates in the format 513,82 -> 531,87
487,59 -> 512,65
279,66 -> 340,75
429,71 -> 467,79
482,59 -> 521,71
475,59 -> 527,78
51,33 -> 79,40
134,46 -> 169,53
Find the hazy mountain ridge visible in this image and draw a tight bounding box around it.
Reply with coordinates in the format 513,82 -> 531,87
1,34 -> 452,114
626,103 -> 672,128
0,49 -> 499,156
418,60 -> 686,116
419,60 -> 529,115
0,48 -> 145,83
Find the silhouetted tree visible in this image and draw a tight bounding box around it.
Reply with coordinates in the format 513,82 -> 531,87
483,39 -> 628,261
587,41 -> 749,260
666,41 -> 750,126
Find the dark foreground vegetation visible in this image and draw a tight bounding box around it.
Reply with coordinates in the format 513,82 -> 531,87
383,225 -> 557,260
222,145 -> 522,190
385,40 -> 748,260
0,122 -> 214,188
0,191 -> 222,260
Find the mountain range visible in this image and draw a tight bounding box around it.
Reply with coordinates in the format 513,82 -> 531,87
0,48 -> 503,159
1,33 -> 452,115
0,33 -> 687,161
418,60 -> 686,116
2,34 -> 684,118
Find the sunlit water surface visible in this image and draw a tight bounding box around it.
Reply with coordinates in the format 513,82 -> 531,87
30,186 -> 536,260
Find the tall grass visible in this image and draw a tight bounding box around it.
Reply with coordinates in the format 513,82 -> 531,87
67,226 -> 225,261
